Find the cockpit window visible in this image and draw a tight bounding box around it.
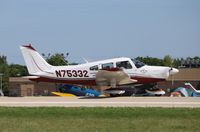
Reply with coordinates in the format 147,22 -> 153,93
131,59 -> 145,68
90,65 -> 98,71
116,61 -> 132,69
102,63 -> 114,70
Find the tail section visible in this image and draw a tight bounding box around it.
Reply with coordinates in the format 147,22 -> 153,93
20,44 -> 53,75
185,83 -> 200,93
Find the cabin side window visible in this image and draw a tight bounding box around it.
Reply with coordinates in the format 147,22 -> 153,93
131,59 -> 145,68
116,61 -> 132,69
102,63 -> 114,70
90,65 -> 98,71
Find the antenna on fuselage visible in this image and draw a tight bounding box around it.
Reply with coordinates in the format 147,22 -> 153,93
169,60 -> 174,88
82,57 -> 89,63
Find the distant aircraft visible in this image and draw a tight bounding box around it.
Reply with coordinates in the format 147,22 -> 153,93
55,84 -> 102,97
145,89 -> 165,96
185,83 -> 200,97
20,44 -> 179,96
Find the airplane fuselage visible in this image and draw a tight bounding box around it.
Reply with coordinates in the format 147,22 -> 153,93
30,57 -> 176,85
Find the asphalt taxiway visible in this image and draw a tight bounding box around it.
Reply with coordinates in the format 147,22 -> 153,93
0,97 -> 200,107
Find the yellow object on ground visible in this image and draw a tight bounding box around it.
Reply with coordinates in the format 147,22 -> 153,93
52,92 -> 76,97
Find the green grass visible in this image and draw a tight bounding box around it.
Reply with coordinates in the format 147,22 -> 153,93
0,107 -> 200,132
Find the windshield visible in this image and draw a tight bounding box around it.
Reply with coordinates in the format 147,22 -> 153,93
131,59 -> 145,68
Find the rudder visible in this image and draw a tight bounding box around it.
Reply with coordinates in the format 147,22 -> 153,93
20,44 -> 53,75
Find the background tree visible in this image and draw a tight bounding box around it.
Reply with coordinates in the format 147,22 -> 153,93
0,55 -> 7,65
194,57 -> 200,68
8,64 -> 28,77
196,82 -> 200,90
43,53 -> 69,66
135,56 -> 164,66
163,55 -> 173,67
172,58 -> 181,68
0,55 -> 9,95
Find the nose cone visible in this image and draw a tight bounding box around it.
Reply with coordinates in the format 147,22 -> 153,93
170,68 -> 179,75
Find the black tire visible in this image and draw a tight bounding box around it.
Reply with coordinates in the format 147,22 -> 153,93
110,94 -> 119,97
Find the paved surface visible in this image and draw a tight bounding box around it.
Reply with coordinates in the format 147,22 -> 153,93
0,97 -> 200,107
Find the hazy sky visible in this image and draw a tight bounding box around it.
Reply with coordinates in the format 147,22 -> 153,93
0,0 -> 199,64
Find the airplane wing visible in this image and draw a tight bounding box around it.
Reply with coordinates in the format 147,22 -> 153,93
95,68 -> 137,87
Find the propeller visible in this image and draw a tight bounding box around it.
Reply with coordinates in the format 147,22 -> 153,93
169,67 -> 173,74
169,60 -> 174,88
167,67 -> 173,88
170,68 -> 174,88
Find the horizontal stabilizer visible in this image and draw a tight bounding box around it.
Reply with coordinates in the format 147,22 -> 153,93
22,76 -> 40,79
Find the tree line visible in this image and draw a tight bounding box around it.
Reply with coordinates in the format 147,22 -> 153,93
0,55 -> 28,95
136,55 -> 200,68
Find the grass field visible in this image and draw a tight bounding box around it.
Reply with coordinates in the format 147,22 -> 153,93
0,107 -> 200,132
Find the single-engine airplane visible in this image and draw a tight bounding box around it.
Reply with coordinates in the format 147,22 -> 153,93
20,44 -> 179,95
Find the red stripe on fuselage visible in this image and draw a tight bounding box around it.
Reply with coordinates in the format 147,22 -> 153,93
29,76 -> 165,85
131,77 -> 165,84
30,77 -> 97,85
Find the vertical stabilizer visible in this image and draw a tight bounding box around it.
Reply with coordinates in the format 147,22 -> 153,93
20,44 -> 53,75
185,83 -> 200,93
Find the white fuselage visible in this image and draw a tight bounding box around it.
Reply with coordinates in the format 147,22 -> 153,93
32,57 -> 177,85
20,45 -> 179,86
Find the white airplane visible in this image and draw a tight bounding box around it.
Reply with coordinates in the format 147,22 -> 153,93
20,44 -> 179,95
